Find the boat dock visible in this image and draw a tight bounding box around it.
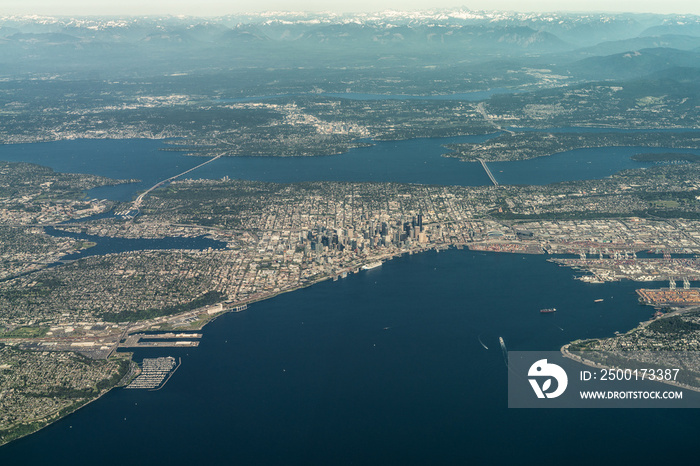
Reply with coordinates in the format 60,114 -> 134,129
126,356 -> 180,390
478,158 -> 499,187
120,332 -> 202,348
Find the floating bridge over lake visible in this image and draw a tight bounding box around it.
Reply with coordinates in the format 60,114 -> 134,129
477,158 -> 499,187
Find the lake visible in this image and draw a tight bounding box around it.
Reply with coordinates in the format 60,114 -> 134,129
1,134 -> 696,202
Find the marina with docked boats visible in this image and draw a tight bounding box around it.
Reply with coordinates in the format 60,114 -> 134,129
126,356 -> 181,390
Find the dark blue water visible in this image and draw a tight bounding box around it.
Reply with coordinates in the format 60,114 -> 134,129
509,127 -> 700,133
1,136 -> 691,202
188,141 -> 697,188
189,135 -> 496,186
0,139 -> 205,202
44,227 -> 226,262
491,146 -> 700,185
1,249 -> 698,464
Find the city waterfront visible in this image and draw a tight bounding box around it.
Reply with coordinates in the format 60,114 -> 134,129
2,249 -> 699,464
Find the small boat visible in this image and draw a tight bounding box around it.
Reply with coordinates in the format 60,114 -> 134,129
594,299 -> 604,303
540,308 -> 557,313
499,337 -> 508,366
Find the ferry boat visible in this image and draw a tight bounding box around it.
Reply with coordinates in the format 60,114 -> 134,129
361,261 -> 382,271
540,308 -> 557,313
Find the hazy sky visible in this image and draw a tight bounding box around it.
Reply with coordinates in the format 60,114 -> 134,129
3,1 -> 700,16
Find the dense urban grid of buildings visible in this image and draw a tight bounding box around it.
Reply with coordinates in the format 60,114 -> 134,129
4,163 -> 700,335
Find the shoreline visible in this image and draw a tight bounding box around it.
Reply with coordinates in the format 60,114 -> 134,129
0,353 -> 133,448
560,343 -> 700,394
0,242 -> 682,448
135,243 -> 457,333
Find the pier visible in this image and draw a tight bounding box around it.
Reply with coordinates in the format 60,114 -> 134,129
120,332 -> 202,348
478,158 -> 499,187
636,287 -> 700,305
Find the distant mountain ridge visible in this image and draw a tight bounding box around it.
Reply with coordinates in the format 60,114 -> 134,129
566,47 -> 700,80
576,34 -> 700,56
1,10 -> 698,48
1,9 -> 700,85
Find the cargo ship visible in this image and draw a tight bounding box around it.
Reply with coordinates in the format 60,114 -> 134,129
361,261 -> 382,271
540,308 -> 557,313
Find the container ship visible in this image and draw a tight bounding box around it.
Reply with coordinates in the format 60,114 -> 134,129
540,308 -> 557,313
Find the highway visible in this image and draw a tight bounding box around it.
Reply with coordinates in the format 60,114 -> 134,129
476,102 -> 515,135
